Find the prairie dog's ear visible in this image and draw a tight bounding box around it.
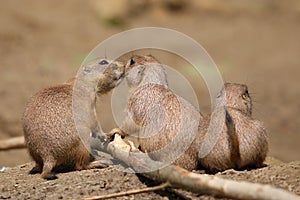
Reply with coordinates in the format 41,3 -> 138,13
83,66 -> 92,74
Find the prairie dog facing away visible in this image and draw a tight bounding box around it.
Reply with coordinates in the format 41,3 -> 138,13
120,55 -> 202,171
196,83 -> 268,172
22,58 -> 124,179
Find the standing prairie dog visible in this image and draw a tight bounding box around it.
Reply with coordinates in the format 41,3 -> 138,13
120,55 -> 202,171
22,58 -> 124,180
196,83 -> 268,172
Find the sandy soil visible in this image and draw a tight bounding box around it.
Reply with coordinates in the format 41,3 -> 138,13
0,157 -> 299,199
0,0 -> 299,199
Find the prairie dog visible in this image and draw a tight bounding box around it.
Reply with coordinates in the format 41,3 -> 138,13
22,58 -> 124,179
196,83 -> 268,172
121,55 -> 202,171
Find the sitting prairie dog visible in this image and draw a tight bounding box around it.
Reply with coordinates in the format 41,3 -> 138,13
196,83 -> 268,172
22,58 -> 124,179
120,54 -> 202,171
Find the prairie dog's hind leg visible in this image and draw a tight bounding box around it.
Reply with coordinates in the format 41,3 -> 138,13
41,157 -> 57,180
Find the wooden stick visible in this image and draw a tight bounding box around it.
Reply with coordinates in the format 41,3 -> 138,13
0,136 -> 26,150
82,182 -> 170,200
106,134 -> 300,200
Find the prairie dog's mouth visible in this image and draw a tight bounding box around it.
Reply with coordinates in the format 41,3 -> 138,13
109,61 -> 125,80
113,73 -> 125,87
119,72 -> 125,79
117,63 -> 125,79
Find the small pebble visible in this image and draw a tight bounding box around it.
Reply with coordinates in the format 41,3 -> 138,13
0,166 -> 9,172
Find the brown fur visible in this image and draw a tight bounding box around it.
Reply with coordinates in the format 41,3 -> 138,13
196,83 -> 268,172
121,55 -> 202,171
22,58 -> 124,179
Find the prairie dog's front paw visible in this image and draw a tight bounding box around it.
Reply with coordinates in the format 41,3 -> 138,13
126,140 -> 140,152
107,128 -> 128,141
110,134 -> 131,152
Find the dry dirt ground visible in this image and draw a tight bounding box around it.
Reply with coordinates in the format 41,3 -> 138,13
0,0 -> 300,199
0,157 -> 299,199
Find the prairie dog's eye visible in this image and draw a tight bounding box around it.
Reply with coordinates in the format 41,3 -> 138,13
130,58 -> 135,65
99,60 -> 109,65
242,90 -> 249,100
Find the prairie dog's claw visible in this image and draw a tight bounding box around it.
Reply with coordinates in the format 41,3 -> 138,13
127,140 -> 139,152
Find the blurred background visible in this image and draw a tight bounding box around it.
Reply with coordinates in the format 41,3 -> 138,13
0,0 -> 299,167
